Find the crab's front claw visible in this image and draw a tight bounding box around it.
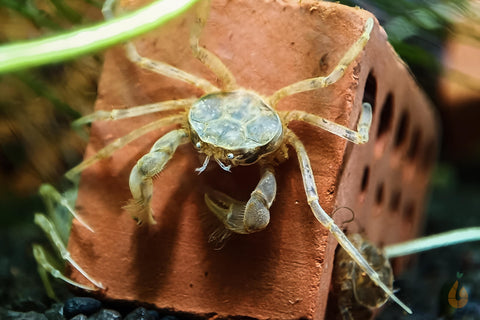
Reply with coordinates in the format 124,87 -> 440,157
205,190 -> 270,234
204,166 -> 276,235
124,129 -> 189,225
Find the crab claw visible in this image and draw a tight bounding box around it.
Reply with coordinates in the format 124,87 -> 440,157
205,167 -> 276,235
204,189 -> 271,235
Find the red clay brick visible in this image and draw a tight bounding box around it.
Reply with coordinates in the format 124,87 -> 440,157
67,0 -> 438,318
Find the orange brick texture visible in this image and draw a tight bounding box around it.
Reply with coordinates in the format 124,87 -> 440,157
67,0 -> 438,319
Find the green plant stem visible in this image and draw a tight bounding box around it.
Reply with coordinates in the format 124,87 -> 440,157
384,227 -> 480,258
0,0 -> 200,74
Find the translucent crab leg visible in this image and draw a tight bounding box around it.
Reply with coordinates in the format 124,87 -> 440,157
189,0 -> 238,90
268,18 -> 374,106
103,0 -> 219,94
33,244 -> 96,293
34,213 -> 104,289
286,129 -> 412,314
65,114 -> 184,180
282,102 -> 372,144
39,184 -> 93,233
72,98 -> 196,127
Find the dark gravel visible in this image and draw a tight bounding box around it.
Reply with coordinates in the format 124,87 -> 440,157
1,300 -> 174,320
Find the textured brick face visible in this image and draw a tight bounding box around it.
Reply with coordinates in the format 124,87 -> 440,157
67,0 -> 438,318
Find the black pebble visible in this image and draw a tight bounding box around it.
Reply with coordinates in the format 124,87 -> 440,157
159,316 -> 178,320
63,297 -> 102,318
44,303 -> 65,320
87,309 -> 121,320
125,307 -> 159,320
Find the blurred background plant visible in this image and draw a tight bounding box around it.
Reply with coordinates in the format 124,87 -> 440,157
0,0 -> 479,318
0,0 -> 103,311
0,0 -> 102,217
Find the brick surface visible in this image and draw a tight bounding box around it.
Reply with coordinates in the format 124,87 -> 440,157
67,0 -> 438,318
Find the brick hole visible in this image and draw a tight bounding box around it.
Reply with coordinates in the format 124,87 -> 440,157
360,166 -> 370,193
362,70 -> 377,112
407,128 -> 421,161
376,93 -> 394,139
389,189 -> 401,213
375,182 -> 384,206
394,110 -> 410,149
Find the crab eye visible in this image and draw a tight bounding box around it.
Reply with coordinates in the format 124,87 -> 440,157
195,142 -> 202,149
227,153 -> 234,159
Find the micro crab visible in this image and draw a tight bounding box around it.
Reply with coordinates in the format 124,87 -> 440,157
332,233 -> 394,319
65,0 -> 411,314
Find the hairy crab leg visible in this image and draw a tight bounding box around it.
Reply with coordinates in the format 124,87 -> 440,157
72,98 -> 196,128
102,0 -> 219,94
189,0 -> 238,91
286,129 -> 412,314
282,102 -> 372,144
126,128 -> 190,225
267,17 -> 374,107
65,114 -> 184,180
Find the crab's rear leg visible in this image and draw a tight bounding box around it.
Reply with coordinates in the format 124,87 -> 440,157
33,214 -> 104,292
33,244 -> 97,299
102,0 -> 219,93
189,0 -> 238,90
33,184 -> 103,298
286,129 -> 412,314
205,166 -> 276,239
282,102 -> 372,144
268,17 -> 374,107
39,184 -> 93,232
126,129 -> 190,225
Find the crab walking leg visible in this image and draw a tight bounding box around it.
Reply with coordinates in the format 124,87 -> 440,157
282,102 -> 372,144
66,114 -> 184,180
39,184 -> 93,233
33,244 -> 97,297
268,18 -> 374,106
190,0 -> 237,91
34,213 -> 104,289
72,98 -> 195,127
126,129 -> 190,225
124,43 -> 219,93
286,130 -> 412,314
101,0 -> 117,20
204,165 -> 277,234
102,0 -> 219,94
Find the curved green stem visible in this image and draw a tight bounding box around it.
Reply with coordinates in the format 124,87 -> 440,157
384,227 -> 480,259
0,0 -> 200,74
